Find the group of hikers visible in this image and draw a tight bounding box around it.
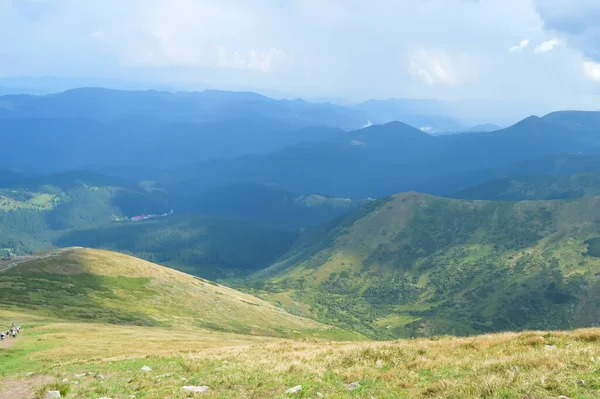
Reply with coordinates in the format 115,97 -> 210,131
0,323 -> 20,340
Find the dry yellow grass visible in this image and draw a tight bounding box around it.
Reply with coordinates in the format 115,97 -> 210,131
3,309 -> 600,398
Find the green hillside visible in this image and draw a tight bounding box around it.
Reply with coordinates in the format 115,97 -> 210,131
0,247 -> 349,339
247,193 -> 600,339
453,171 -> 600,201
0,171 -> 169,256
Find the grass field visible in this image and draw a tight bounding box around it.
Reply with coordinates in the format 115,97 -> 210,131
2,310 -> 600,398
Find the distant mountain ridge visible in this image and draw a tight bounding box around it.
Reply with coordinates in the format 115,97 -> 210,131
0,87 -> 371,129
184,113 -> 600,197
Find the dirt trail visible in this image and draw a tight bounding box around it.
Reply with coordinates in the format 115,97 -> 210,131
0,375 -> 54,399
0,338 -> 15,349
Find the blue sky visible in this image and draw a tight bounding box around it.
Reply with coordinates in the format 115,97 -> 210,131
1,0 -> 600,115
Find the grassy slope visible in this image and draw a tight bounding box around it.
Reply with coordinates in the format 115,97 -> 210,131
0,248 -> 356,339
248,193 -> 600,339
2,310 -> 600,398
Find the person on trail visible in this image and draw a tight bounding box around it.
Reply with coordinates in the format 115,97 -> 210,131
16,325 -> 20,333
1,331 -> 5,340
11,329 -> 16,338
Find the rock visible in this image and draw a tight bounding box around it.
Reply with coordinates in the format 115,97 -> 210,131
285,385 -> 302,394
25,372 -> 33,377
73,382 -> 79,385
182,386 -> 209,393
74,373 -> 85,378
61,378 -> 68,383
44,391 -> 61,399
347,381 -> 361,391
510,366 -> 519,372
97,374 -> 104,380
545,345 -> 557,351
575,380 -> 585,385
140,365 -> 152,372
316,393 -> 324,398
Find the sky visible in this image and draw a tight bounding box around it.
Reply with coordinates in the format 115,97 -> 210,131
1,0 -> 600,121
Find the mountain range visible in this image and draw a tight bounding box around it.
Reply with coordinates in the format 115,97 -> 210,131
3,87 -> 600,342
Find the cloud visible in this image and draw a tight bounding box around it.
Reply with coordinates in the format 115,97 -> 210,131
217,47 -> 285,73
533,1 -> 600,59
408,47 -> 457,85
584,61 -> 600,81
0,0 -> 598,115
90,30 -> 105,40
509,39 -> 530,53
534,38 -> 562,53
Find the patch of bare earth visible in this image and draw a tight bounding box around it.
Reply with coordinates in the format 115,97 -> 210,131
0,338 -> 15,349
0,375 -> 54,399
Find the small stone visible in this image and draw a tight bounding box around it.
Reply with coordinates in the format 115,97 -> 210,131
130,396 -> 136,399
182,386 -> 209,393
97,374 -> 104,380
510,366 -> 519,372
25,372 -> 33,377
575,380 -> 585,385
140,365 -> 152,372
545,345 -> 557,351
73,382 -> 79,385
316,393 -> 324,398
97,397 -> 112,399
285,385 -> 302,394
61,378 -> 68,383
347,381 -> 361,391
45,391 -> 61,399
74,373 -> 85,378
558,396 -> 572,399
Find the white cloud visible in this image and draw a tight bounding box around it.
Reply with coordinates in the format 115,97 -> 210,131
534,38 -> 562,53
584,61 -> 600,81
217,47 -> 285,73
509,39 -> 530,53
408,47 -> 456,85
420,126 -> 433,132
89,30 -> 105,40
